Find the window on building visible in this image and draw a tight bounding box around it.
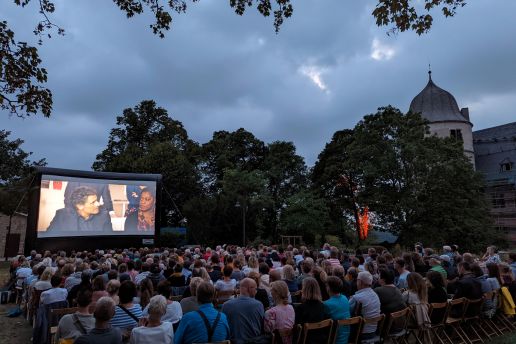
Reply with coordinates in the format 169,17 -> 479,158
501,162 -> 513,172
492,193 -> 506,208
450,129 -> 463,140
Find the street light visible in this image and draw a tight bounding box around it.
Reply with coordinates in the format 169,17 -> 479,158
235,200 -> 246,247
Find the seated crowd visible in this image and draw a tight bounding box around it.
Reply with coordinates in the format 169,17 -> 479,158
9,243 -> 516,344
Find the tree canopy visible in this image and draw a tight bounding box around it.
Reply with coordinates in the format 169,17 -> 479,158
0,129 -> 45,214
312,106 -> 498,251
2,0 -> 468,118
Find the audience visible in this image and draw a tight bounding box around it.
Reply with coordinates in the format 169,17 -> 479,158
75,297 -> 122,344
130,295 -> 174,344
174,282 -> 230,344
10,242 -> 516,344
222,278 -> 265,344
374,268 -> 406,314
110,281 -> 143,334
41,275 -> 68,305
324,276 -> 350,344
180,277 -> 202,314
55,288 -> 95,342
349,271 -> 381,340
264,281 -> 295,344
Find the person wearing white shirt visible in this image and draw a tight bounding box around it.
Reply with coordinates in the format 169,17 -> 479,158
131,295 -> 174,344
41,275 -> 68,305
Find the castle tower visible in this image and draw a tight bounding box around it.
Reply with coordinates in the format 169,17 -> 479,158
409,71 -> 475,165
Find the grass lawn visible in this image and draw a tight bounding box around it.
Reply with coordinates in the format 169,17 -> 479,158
487,332 -> 516,343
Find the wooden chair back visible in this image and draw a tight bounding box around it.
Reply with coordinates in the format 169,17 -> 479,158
463,298 -> 483,320
384,307 -> 410,336
299,319 -> 334,344
362,314 -> 385,341
428,302 -> 449,326
273,328 -> 293,344
334,316 -> 363,344
447,297 -> 466,322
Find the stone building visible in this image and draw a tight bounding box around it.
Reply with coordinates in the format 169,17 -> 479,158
0,213 -> 27,258
473,123 -> 516,247
409,71 -> 475,164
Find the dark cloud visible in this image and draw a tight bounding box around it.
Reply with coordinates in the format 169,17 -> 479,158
1,0 -> 515,170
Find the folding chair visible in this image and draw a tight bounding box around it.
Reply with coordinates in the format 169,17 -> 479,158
333,316 -> 363,344
460,298 -> 484,344
444,298 -> 468,344
298,319 -> 334,344
478,291 -> 502,340
383,308 -> 410,344
360,314 -> 385,344
428,302 -> 450,344
50,307 -> 79,344
494,287 -> 516,333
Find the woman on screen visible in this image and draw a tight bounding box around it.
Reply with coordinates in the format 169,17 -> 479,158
124,187 -> 155,232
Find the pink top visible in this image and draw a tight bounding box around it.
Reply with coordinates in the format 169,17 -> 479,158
264,304 -> 295,344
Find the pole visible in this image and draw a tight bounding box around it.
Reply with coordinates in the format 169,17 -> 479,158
4,214 -> 13,261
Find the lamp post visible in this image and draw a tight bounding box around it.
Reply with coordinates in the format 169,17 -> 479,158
235,200 -> 246,247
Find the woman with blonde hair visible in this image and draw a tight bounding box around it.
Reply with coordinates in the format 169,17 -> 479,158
34,267 -> 53,290
282,265 -> 298,293
402,272 -> 430,327
294,277 -> 329,343
106,279 -> 121,305
243,255 -> 259,276
265,281 -> 295,344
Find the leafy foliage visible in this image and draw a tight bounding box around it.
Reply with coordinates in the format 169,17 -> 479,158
373,0 -> 466,35
0,130 -> 45,214
92,100 -> 201,225
0,21 -> 52,117
313,106 -> 497,251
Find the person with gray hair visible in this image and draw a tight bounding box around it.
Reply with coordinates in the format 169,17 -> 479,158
349,271 -> 381,341
180,277 -> 202,314
75,296 -> 122,344
130,295 -> 174,344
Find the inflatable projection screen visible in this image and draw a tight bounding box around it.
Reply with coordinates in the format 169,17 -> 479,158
27,167 -> 162,253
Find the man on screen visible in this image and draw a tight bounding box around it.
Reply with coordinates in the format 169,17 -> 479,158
47,186 -> 113,232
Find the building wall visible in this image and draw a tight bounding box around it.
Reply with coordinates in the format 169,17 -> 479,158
429,121 -> 475,164
473,122 -> 516,248
0,214 -> 27,258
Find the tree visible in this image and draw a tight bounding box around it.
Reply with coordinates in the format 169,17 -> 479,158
261,141 -> 307,240
279,190 -> 331,245
92,100 -> 201,225
201,128 -> 266,194
3,0 -> 467,117
347,106 -> 497,251
311,129 -> 363,245
0,129 -> 45,214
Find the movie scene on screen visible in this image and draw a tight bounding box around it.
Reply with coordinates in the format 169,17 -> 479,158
37,175 -> 157,238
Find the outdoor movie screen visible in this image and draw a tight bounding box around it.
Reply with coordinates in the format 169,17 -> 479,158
37,174 -> 157,238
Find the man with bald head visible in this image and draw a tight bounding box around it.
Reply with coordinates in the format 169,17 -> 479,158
222,278 -> 265,344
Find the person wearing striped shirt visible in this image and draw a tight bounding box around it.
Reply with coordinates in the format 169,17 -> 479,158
110,281 -> 143,331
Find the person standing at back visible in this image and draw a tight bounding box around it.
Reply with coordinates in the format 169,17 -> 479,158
222,278 -> 265,344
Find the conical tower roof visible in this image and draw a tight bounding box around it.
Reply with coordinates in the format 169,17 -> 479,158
409,72 -> 469,123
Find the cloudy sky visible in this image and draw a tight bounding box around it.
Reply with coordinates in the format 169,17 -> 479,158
2,0 -> 516,170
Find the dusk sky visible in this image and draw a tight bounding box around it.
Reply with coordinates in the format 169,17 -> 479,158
2,0 -> 515,170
